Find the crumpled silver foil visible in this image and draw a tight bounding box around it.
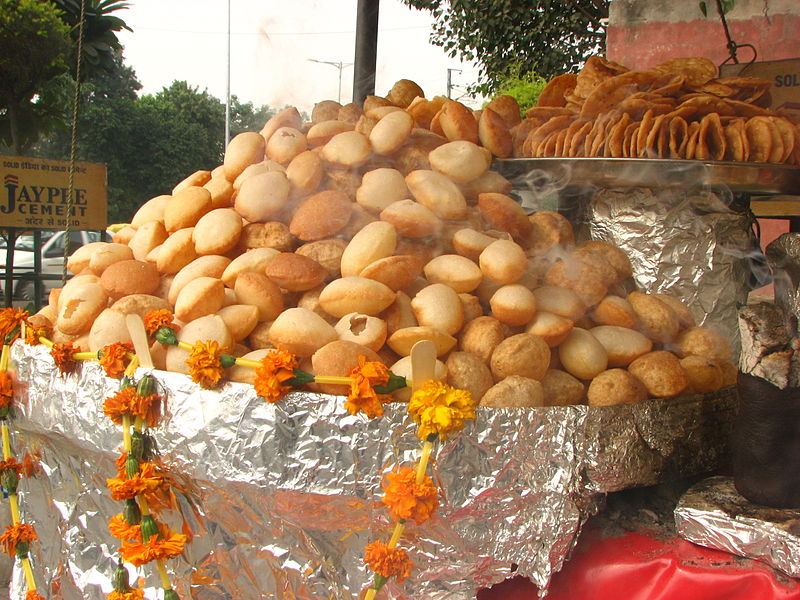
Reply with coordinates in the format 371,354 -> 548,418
8,343 -> 737,599
675,475 -> 800,578
766,233 -> 800,326
585,187 -> 761,356
497,159 -> 766,360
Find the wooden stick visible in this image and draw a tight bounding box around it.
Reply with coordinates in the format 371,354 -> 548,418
126,314 -> 154,369
410,340 -> 437,393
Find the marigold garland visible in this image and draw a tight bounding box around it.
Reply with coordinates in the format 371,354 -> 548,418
407,380 -> 476,441
100,342 -> 135,379
107,462 -> 166,501
254,350 -> 298,403
144,309 -> 179,338
363,540 -> 413,583
345,357 -> 391,419
107,589 -> 144,600
25,591 -> 46,600
108,514 -> 143,542
186,340 -> 226,389
381,466 -> 438,525
0,370 -> 13,410
24,324 -> 49,346
119,527 -> 188,567
0,522 -> 38,557
103,387 -> 161,428
0,308 -> 27,344
51,342 -> 79,375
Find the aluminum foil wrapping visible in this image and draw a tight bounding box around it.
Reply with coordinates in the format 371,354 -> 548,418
766,233 -> 800,325
498,159 -> 767,359
8,343 -> 737,599
584,187 -> 761,356
675,475 -> 800,578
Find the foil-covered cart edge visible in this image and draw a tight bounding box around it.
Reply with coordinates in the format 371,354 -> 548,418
9,343 -> 736,599
675,476 -> 800,578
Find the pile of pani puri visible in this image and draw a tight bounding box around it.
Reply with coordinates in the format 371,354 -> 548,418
33,72 -> 738,408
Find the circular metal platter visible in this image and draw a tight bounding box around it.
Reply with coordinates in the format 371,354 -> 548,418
494,158 -> 800,196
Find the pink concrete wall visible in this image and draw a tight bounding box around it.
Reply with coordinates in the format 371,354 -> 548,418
607,7 -> 800,71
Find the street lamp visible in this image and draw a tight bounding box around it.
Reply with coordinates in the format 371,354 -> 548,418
308,58 -> 354,104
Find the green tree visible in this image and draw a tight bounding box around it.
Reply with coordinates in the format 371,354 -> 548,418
53,0 -> 131,79
493,68 -> 547,115
0,0 -> 131,155
230,96 -> 273,136
404,0 -> 608,94
35,64 -> 279,224
0,0 -> 72,154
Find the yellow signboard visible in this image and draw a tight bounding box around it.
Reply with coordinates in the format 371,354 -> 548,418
0,155 -> 107,230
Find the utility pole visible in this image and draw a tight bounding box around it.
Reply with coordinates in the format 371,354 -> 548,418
308,59 -> 354,104
447,68 -> 462,99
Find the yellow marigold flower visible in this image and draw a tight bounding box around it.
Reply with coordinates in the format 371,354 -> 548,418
254,350 -> 298,403
345,356 -> 390,419
108,514 -> 143,542
0,522 -> 37,557
119,526 -> 187,567
0,371 -> 13,409
381,466 -> 438,525
107,462 -> 165,501
186,340 -> 226,389
143,309 -> 179,337
407,380 -> 476,441
99,342 -> 134,379
0,308 -> 27,344
51,342 -> 79,375
107,590 -> 144,600
364,540 -> 412,582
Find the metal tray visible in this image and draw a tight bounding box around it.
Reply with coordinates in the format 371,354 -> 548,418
494,158 -> 800,196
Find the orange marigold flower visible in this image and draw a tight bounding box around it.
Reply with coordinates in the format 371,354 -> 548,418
99,342 -> 134,379
26,591 -> 46,600
108,514 -> 143,542
119,526 -> 187,567
0,457 -> 23,477
381,466 -> 438,525
107,590 -> 144,600
103,388 -> 161,428
345,356 -> 391,419
186,340 -> 225,389
143,309 -> 179,337
103,387 -> 140,424
107,462 -> 165,501
24,323 -> 50,346
254,350 -> 298,403
0,522 -> 38,557
0,308 -> 27,344
0,371 -> 13,409
51,342 -> 79,375
364,540 -> 412,583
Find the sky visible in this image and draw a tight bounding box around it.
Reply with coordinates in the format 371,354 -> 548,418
116,0 -> 484,116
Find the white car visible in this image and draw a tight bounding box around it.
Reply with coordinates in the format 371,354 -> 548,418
1,229 -> 111,303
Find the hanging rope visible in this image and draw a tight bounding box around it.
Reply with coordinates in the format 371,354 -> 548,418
63,0 -> 87,286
